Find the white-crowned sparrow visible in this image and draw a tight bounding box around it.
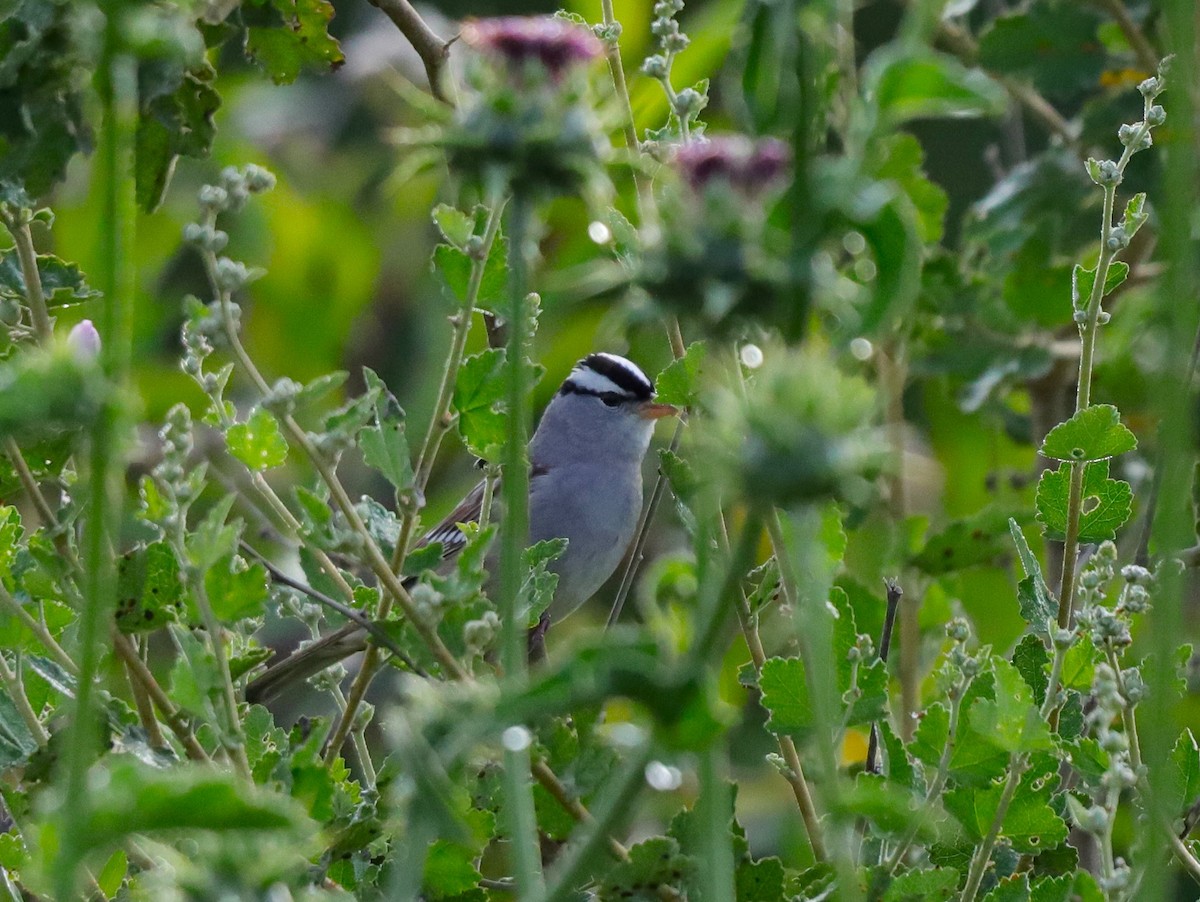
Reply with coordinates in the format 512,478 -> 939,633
246,353 -> 677,701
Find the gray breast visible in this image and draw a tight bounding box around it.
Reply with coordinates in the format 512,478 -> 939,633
529,461 -> 643,621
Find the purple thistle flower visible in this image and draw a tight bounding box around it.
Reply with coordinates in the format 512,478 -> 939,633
462,17 -> 602,77
674,136 -> 792,194
66,319 -> 101,361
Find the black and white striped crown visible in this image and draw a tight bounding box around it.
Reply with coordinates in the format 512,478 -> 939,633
559,353 -> 654,401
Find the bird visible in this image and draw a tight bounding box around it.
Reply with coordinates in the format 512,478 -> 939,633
245,352 -> 678,702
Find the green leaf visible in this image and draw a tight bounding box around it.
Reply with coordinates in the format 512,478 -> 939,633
1040,405 -> 1136,462
204,556 -> 270,622
115,541 -> 183,634
913,507 -> 1024,574
944,766 -> 1066,854
521,537 -> 567,627
226,407 -> 289,471
759,656 -> 812,735
879,716 -> 917,791
0,686 -> 38,768
977,5 -> 1105,98
453,349 -> 507,459
982,874 -> 1030,902
136,62 -> 220,212
873,133 -> 949,244
867,48 -> 1007,127
244,0 -> 345,85
969,659 -> 1052,755
1071,262 -> 1129,312
1011,634 -> 1049,706
0,253 -> 100,308
1120,193 -> 1148,240
186,494 -> 239,571
431,230 -> 508,312
654,342 -> 706,407
424,838 -> 483,898
431,204 -> 474,251
359,368 -> 414,492
1059,634 -> 1098,691
884,867 -> 960,901
68,759 -> 307,856
1166,728 -> 1200,817
736,855 -> 787,901
1035,460 -> 1133,543
1017,575 -> 1056,636
598,837 -> 690,899
910,703 -> 950,768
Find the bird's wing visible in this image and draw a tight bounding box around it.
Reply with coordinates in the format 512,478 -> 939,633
414,464 -> 550,562
416,479 -> 487,560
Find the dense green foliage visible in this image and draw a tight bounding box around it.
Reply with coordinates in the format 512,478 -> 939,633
0,0 -> 1198,900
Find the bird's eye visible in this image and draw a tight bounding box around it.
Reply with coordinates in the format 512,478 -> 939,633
600,393 -> 622,408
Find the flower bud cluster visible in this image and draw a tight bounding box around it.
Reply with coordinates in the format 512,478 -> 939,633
464,610 -> 500,654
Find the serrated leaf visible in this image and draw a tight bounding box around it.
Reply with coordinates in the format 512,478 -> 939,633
759,657 -> 812,734
431,233 -> 508,312
969,659 -> 1052,755
0,686 -> 38,768
0,253 -> 100,308
1009,519 -> 1057,630
1059,634 -> 1097,691
1036,460 -> 1133,543
1120,193 -> 1148,239
977,5 -> 1105,97
136,62 -> 220,212
453,348 -> 507,459
226,407 -> 289,470
1012,634 -> 1049,707
115,541 -> 183,634
244,0 -> 344,85
982,874 -> 1030,902
1040,405 -> 1136,462
1071,262 -> 1129,312
431,204 -> 474,250
1167,728 -> 1200,817
359,368 -> 413,492
883,867 -> 959,901
910,703 -> 950,768
944,767 -> 1066,854
204,556 -> 270,622
654,342 -> 706,407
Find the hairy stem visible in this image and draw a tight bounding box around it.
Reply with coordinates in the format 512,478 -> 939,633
3,217 -> 53,345
112,632 -> 210,763
960,757 -> 1026,902
497,191 -> 545,896
56,35 -> 136,898
0,655 -> 48,746
191,579 -> 250,778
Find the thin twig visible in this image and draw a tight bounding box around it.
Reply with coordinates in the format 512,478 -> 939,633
238,540 -> 424,673
111,631 -> 210,763
0,215 -> 53,344
0,655 -> 48,746
367,0 -> 455,103
865,579 -> 902,775
1090,0 -> 1161,74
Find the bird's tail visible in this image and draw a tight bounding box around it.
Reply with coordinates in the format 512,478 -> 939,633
245,622 -> 369,704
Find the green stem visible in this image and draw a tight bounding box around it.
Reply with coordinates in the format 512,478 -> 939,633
1057,111 -> 1153,630
1106,647 -> 1143,771
57,29 -> 136,896
0,655 -> 48,746
959,756 -> 1026,902
697,743 -> 736,901
497,190 -> 544,897
5,218 -> 52,345
538,743 -> 652,902
191,578 -> 250,778
0,581 -> 75,674
887,683 -> 966,872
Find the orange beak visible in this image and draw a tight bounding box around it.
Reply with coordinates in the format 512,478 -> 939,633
638,401 -> 680,420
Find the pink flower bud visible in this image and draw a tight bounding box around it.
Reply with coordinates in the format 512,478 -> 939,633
67,319 -> 101,361
461,17 -> 601,77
